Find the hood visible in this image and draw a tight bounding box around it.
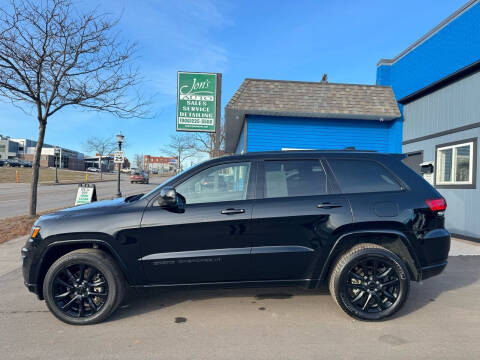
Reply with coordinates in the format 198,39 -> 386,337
43,197 -> 127,219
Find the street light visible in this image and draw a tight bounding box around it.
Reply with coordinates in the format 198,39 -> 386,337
116,132 -> 124,197
54,147 -> 60,184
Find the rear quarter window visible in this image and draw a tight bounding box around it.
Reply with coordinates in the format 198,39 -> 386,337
328,159 -> 402,193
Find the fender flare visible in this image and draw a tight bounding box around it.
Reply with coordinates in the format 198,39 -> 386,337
36,238 -> 134,289
319,229 -> 422,282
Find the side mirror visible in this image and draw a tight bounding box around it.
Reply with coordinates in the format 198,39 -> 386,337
158,186 -> 177,207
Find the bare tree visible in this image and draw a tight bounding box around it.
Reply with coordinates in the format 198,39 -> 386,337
133,153 -> 144,170
84,136 -> 117,180
192,121 -> 225,158
160,134 -> 195,172
0,0 -> 147,215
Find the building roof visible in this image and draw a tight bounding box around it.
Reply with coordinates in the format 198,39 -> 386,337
377,0 -> 479,67
224,78 -> 401,153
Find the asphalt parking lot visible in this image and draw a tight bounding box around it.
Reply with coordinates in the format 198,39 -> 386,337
0,237 -> 479,360
0,177 -> 166,219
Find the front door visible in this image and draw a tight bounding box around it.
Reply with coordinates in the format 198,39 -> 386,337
251,158 -> 352,281
140,161 -> 255,285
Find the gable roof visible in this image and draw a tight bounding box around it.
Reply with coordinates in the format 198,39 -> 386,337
224,78 -> 401,153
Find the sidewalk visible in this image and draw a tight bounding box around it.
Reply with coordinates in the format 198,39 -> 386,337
449,237 -> 480,256
0,235 -> 25,277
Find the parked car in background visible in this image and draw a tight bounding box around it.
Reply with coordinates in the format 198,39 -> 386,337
18,160 -> 32,167
4,159 -> 20,167
151,169 -> 158,175
130,170 -> 149,184
22,150 -> 450,325
86,167 -> 100,172
0,159 -> 4,167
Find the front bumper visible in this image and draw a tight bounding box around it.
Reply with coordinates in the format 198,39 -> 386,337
21,238 -> 42,298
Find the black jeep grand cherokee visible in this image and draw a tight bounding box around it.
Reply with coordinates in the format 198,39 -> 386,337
22,150 -> 450,324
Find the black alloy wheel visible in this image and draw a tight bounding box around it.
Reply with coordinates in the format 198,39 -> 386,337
329,243 -> 410,321
343,257 -> 400,314
43,249 -> 125,325
52,264 -> 109,318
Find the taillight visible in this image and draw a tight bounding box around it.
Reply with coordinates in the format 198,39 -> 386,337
425,198 -> 447,212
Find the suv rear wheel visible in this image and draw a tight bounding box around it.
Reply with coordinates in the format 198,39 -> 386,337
329,243 -> 410,321
43,248 -> 125,325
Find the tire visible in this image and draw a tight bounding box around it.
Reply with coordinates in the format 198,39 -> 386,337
329,243 -> 410,321
43,248 -> 125,325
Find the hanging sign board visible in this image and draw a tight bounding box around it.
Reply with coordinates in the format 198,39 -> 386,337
113,151 -> 124,164
177,72 -> 219,133
75,183 -> 97,206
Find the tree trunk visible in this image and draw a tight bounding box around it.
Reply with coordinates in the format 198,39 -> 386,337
29,120 -> 47,216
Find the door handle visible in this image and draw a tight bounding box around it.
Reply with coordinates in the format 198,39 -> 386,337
317,203 -> 342,209
221,208 -> 245,215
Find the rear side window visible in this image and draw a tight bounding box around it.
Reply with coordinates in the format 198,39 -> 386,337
328,159 -> 402,193
263,160 -> 327,198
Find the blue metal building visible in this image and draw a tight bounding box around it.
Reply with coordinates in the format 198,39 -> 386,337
224,0 -> 480,241
225,79 -> 401,154
377,0 -> 480,241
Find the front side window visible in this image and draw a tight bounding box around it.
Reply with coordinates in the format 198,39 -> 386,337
436,141 -> 475,186
328,159 -> 402,193
176,162 -> 251,204
263,159 -> 327,198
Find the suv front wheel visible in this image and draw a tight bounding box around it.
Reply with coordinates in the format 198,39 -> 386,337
329,243 -> 410,321
43,248 -> 125,325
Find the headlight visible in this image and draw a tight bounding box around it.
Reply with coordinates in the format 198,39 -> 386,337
30,227 -> 40,239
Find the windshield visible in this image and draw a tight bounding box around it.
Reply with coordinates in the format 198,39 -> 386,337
139,161 -> 205,200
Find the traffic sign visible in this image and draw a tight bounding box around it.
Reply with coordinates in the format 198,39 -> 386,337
113,151 -> 124,164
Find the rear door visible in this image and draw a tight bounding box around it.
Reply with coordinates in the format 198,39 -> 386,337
250,158 -> 352,281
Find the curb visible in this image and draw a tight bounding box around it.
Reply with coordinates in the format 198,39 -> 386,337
40,179 -> 116,186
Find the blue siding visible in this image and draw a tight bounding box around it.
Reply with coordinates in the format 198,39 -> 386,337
245,115 -> 401,153
377,1 -> 480,99
235,123 -> 246,153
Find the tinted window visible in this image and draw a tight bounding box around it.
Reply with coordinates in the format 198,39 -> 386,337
176,162 -> 251,204
329,159 -> 401,193
264,160 -> 327,198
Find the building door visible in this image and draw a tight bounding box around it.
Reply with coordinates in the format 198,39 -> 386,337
403,151 -> 423,175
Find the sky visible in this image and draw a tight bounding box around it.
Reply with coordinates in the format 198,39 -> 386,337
0,0 -> 469,163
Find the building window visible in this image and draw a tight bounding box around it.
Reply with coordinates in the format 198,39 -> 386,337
435,139 -> 477,188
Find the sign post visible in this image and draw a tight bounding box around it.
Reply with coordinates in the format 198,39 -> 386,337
177,71 -> 220,135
